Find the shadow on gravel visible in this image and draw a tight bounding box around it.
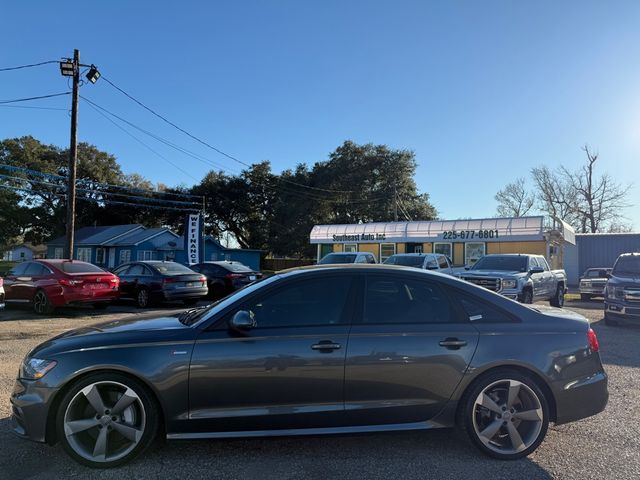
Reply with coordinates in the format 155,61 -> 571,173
0,419 -> 554,480
565,299 -> 606,311
591,320 -> 640,368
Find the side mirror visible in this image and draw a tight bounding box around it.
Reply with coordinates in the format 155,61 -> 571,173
529,266 -> 544,274
229,310 -> 256,331
605,272 -> 611,279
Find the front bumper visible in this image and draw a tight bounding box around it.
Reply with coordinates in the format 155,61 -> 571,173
10,377 -> 58,443
605,301 -> 640,321
554,371 -> 608,425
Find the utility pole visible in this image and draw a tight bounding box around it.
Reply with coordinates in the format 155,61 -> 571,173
65,49 -> 80,260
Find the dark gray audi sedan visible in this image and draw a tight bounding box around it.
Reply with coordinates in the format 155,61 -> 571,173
11,265 -> 608,468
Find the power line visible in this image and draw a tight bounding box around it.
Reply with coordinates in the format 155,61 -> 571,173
0,60 -> 58,72
0,92 -> 71,105
0,104 -> 68,111
100,74 -> 355,194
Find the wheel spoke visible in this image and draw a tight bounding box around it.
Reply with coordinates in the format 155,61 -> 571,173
507,381 -> 521,408
92,426 -> 109,460
506,421 -> 525,452
111,388 -> 137,415
82,384 -> 106,414
513,408 -> 542,422
479,419 -> 503,442
479,393 -> 503,414
111,421 -> 143,442
64,417 -> 100,436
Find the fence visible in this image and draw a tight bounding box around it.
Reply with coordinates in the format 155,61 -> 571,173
262,258 -> 315,272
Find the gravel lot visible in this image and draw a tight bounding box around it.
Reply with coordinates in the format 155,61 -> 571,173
0,300 -> 638,480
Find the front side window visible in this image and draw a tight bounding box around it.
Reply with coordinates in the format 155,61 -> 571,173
363,275 -> 453,324
240,276 -> 353,328
438,255 -> 449,269
538,257 -> 551,271
367,254 -> 376,264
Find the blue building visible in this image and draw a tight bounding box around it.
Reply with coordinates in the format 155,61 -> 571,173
47,225 -> 262,271
2,243 -> 47,262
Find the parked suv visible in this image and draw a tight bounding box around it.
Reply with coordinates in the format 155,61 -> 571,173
383,253 -> 454,275
579,268 -> 611,301
604,253 -> 640,326
458,254 -> 567,307
2,260 -> 119,314
318,252 -> 377,264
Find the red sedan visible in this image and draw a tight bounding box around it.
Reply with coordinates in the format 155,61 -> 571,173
2,260 -> 119,314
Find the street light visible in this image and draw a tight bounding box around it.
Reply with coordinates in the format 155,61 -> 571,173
86,64 -> 100,84
59,59 -> 74,76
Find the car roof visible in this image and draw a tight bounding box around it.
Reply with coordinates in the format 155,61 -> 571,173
389,253 -> 430,257
325,252 -> 372,255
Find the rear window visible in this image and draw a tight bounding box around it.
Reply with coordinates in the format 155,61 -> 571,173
383,255 -> 424,267
319,254 -> 357,264
58,262 -> 106,273
222,262 -> 253,273
152,262 -> 196,275
585,269 -> 609,278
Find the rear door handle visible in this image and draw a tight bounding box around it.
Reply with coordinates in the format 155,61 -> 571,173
439,338 -> 467,349
311,341 -> 341,352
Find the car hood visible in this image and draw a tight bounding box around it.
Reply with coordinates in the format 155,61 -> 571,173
28,315 -> 193,358
608,274 -> 640,285
461,270 -> 525,278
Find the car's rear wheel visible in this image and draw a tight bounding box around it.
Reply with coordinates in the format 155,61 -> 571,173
56,373 -> 159,468
136,288 -> 150,308
460,370 -> 549,460
33,289 -> 54,315
550,285 -> 564,307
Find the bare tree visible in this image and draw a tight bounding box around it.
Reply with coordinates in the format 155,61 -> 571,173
495,177 -> 535,217
559,145 -> 632,233
530,166 -> 577,226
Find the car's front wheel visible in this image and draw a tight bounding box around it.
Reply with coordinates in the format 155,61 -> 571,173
460,370 -> 549,460
550,285 -> 564,307
56,372 -> 159,468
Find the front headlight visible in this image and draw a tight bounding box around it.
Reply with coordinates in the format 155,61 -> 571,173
502,279 -> 517,289
606,286 -> 616,299
20,358 -> 57,380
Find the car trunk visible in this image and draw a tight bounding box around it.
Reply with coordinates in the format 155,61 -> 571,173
65,272 -> 117,292
163,273 -> 206,289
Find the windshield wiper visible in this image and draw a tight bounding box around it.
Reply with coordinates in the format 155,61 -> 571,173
178,306 -> 209,325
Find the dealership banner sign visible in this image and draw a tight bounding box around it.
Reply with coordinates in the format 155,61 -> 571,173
186,213 -> 201,265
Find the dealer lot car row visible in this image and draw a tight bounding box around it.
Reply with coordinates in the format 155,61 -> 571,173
11,265 -> 607,468
0,259 -> 261,313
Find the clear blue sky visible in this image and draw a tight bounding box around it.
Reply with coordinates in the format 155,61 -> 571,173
1,0 -> 639,227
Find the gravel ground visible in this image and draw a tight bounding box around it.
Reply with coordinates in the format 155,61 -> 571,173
0,300 -> 638,480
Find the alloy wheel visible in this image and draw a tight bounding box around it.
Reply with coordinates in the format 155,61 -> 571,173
63,381 -> 146,463
137,289 -> 149,308
33,291 -> 48,314
471,379 -> 544,455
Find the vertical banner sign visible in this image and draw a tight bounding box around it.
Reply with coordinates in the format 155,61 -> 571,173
187,213 -> 201,265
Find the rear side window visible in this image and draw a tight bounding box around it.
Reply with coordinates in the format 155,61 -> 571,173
127,265 -> 146,276
454,292 -> 518,324
59,262 -> 105,273
363,275 -> 453,324
113,265 -> 130,275
8,263 -> 29,276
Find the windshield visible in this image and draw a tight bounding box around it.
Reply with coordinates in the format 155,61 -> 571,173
319,254 -> 356,264
184,274 -> 279,326
383,255 -> 424,267
612,256 -> 640,276
471,256 -> 528,272
152,262 -> 196,275
58,262 -> 106,274
585,269 -> 609,278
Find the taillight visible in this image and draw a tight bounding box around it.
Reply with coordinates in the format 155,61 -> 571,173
225,273 -> 243,279
587,328 -> 599,353
163,277 -> 177,284
0,278 -> 3,287
199,275 -> 207,282
59,278 -> 83,287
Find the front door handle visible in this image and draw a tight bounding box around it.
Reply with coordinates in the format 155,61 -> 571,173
439,338 -> 467,349
311,340 -> 341,352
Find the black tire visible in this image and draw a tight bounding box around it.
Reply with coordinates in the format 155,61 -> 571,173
93,302 -> 110,310
580,294 -> 591,302
520,289 -> 533,304
33,289 -> 54,315
459,369 -> 550,460
135,288 -> 150,308
550,285 -> 564,308
183,298 -> 199,306
56,372 -> 160,468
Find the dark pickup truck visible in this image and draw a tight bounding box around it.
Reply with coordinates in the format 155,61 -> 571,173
458,253 -> 567,307
604,252 -> 640,325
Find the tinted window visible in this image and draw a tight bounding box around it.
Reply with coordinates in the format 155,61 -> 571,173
538,257 -> 550,271
529,257 -> 539,268
367,255 -> 376,264
58,262 -> 105,273
454,293 -> 517,324
113,265 -> 130,275
319,253 -> 356,264
363,275 -> 452,324
612,256 -> 640,276
152,262 -> 195,275
384,255 -> 425,267
242,276 -> 352,328
425,257 -> 438,269
25,263 -> 49,276
8,263 -> 29,276
127,264 -> 146,276
222,262 -> 253,273
438,255 -> 449,269
471,256 -> 527,272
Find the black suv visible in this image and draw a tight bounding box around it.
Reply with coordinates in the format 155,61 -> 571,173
604,253 -> 640,325
190,261 -> 262,299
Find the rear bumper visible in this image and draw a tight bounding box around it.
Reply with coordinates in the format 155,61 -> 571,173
580,287 -> 606,295
10,378 -> 57,443
162,287 -> 208,301
554,371 -> 608,425
56,289 -> 119,306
